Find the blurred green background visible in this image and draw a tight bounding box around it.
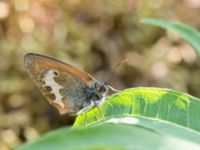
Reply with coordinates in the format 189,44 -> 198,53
0,0 -> 200,149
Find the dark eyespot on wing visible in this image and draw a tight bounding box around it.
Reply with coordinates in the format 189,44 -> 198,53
53,71 -> 59,76
48,93 -> 56,100
44,86 -> 52,91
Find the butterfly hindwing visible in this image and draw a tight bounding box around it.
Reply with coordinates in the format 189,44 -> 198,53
24,53 -> 94,114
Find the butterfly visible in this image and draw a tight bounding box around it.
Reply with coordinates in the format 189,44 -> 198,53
24,53 -> 118,116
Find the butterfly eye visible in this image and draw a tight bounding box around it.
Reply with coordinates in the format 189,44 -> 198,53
93,82 -> 99,89
96,85 -> 100,91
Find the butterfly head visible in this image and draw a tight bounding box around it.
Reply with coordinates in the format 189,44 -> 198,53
86,81 -> 109,106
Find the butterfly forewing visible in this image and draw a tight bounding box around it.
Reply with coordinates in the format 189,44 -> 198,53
24,53 -> 94,115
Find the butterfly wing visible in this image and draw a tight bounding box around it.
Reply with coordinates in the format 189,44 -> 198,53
24,53 -> 94,115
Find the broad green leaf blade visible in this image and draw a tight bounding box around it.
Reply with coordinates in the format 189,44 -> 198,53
106,116 -> 200,143
141,18 -> 200,55
16,124 -> 200,150
74,88 -> 200,137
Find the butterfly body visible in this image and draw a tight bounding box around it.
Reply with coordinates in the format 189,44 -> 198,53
24,53 -> 110,115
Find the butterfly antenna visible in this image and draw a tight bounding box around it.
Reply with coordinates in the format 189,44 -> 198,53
104,58 -> 128,92
110,58 -> 128,73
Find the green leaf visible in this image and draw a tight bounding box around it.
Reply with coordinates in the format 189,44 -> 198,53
16,124 -> 200,150
141,18 -> 200,55
74,88 -> 200,142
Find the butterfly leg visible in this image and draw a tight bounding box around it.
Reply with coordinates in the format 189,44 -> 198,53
77,101 -> 95,115
95,102 -> 105,120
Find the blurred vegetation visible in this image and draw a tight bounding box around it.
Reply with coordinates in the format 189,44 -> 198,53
0,0 -> 200,149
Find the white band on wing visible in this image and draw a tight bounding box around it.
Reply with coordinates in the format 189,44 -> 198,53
42,69 -> 65,109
